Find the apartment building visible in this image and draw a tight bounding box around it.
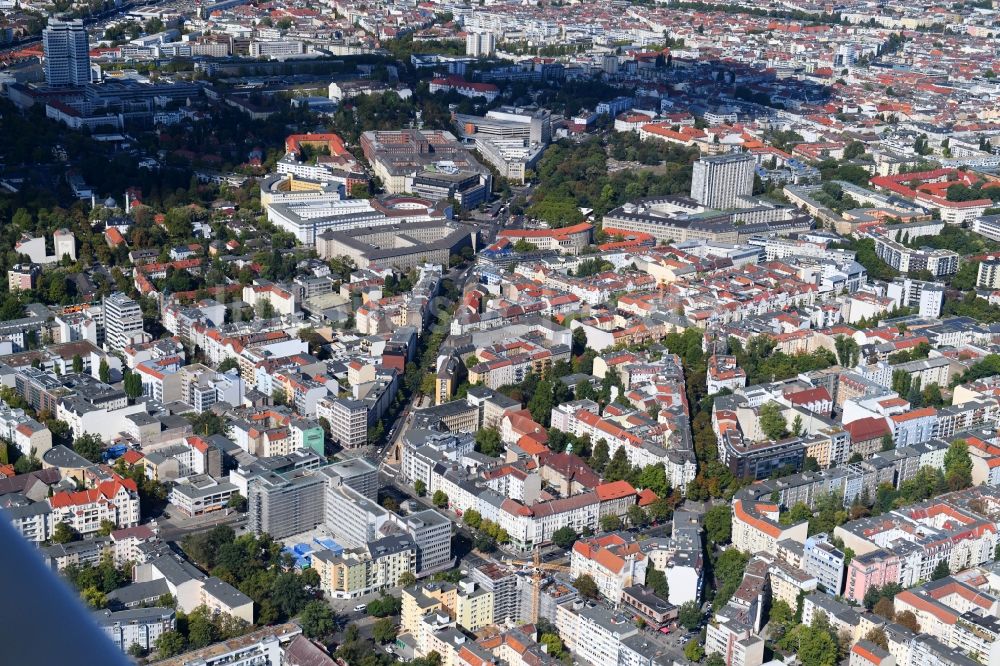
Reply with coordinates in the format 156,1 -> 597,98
873,236 -> 959,277
102,292 -> 145,353
312,534 -> 417,599
570,533 -> 648,604
835,491 -> 999,590
48,477 -> 140,536
467,338 -> 571,388
803,533 -> 846,595
94,607 -> 175,653
704,604 -> 765,666
556,603 -> 638,666
731,499 -> 808,555
707,355 -> 747,394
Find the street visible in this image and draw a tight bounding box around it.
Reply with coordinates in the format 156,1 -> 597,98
154,507 -> 244,542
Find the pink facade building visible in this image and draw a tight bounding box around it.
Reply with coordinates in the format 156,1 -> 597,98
844,549 -> 899,603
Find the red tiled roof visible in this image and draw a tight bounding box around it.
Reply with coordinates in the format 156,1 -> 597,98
844,416 -> 890,443
595,480 -> 636,501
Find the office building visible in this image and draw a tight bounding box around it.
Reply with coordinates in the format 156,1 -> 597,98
102,292 -> 144,354
360,129 -> 490,195
324,398 -> 368,449
690,153 -> 755,209
43,19 -> 90,87
399,509 -> 452,574
247,467 -> 327,539
323,471 -> 391,548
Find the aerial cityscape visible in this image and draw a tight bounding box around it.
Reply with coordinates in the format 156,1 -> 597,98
1,0 -> 1000,663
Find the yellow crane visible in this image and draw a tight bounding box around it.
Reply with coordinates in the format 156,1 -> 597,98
505,547 -> 574,624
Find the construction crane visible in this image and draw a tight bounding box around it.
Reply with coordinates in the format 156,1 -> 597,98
505,547 -> 573,624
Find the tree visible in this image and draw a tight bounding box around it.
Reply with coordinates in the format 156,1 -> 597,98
896,610 -> 920,633
552,526 -> 578,549
73,432 -> 104,463
475,428 -> 503,458
704,505 -> 732,544
865,627 -> 889,650
646,564 -> 669,599
52,521 -> 79,544
218,357 -> 240,373
636,463 -> 669,497
799,621 -> 839,666
713,549 -> 750,608
540,633 -> 564,659
373,617 -> 398,644
399,571 -> 418,587
944,439 -> 973,490
475,533 -> 497,552
834,335 -> 859,368
572,327 -> 587,357
604,447 -> 631,482
367,595 -> 402,617
188,411 -> 229,438
627,505 -> 648,528
932,559 -> 951,580
684,639 -> 704,662
271,572 -> 310,619
780,503 -> 813,527
759,402 -> 788,440
590,439 -> 610,473
227,493 -> 247,512
98,519 -> 116,536
72,354 -> 83,374
873,597 -> 895,620
81,586 -> 106,608
128,643 -> 147,658
600,514 -> 622,532
14,455 -> 41,474
414,480 -> 427,496
463,509 -> 482,530
123,371 -> 143,401
574,574 -> 599,599
768,599 -> 794,641
432,490 -> 448,508
647,497 -> 672,523
99,358 -> 110,383
187,609 -> 218,649
155,630 -> 186,658
299,600 -> 336,639
678,601 -> 702,630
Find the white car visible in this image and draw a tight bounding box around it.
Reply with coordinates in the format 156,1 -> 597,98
354,604 -> 367,613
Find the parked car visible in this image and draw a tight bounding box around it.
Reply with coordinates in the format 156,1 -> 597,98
354,604 -> 367,613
